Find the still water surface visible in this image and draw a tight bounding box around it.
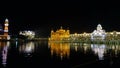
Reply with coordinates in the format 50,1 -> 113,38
0,41 -> 120,68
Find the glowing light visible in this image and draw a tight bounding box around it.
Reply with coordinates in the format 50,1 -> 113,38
49,42 -> 70,60
19,42 -> 35,56
7,35 -> 10,40
16,41 -> 18,48
26,45 -> 32,52
5,24 -> 9,26
2,45 -> 8,66
4,30 -> 8,32
91,44 -> 106,60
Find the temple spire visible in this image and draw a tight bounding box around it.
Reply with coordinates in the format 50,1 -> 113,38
5,18 -> 8,22
97,24 -> 102,30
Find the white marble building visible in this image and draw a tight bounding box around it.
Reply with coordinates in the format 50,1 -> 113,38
91,24 -> 106,40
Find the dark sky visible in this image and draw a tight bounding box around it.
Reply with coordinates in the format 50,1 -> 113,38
0,2 -> 120,37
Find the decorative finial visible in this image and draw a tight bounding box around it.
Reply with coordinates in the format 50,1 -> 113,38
97,24 -> 102,30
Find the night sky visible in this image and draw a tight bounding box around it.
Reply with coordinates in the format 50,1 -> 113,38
1,2 -> 120,37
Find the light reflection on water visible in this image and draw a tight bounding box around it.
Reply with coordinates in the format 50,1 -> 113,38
1,41 -> 120,67
19,42 -> 35,57
48,42 -> 120,61
0,41 -> 10,67
48,42 -> 70,60
91,44 -> 106,60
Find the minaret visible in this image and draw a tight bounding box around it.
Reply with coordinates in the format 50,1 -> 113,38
4,18 -> 9,35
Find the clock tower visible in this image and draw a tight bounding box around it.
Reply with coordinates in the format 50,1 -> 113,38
4,18 -> 9,35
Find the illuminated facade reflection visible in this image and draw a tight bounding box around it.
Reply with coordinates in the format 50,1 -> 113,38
91,44 -> 106,60
48,42 -> 120,61
19,42 -> 35,56
0,41 -> 10,66
70,43 -> 120,60
70,43 -> 106,60
48,42 -> 70,60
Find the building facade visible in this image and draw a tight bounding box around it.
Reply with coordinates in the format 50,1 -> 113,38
91,24 -> 106,41
19,30 -> 35,39
49,26 -> 70,41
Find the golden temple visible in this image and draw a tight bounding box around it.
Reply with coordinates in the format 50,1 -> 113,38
49,26 -> 70,41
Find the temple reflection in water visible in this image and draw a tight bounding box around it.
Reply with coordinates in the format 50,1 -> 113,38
19,42 -> 35,57
91,44 -> 106,60
1,41 -> 120,67
48,41 -> 120,60
48,42 -> 70,60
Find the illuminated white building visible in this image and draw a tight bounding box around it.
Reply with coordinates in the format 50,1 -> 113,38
19,30 -> 35,39
91,24 -> 106,40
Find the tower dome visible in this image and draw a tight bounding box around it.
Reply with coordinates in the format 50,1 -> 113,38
97,24 -> 102,30
5,18 -> 8,22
